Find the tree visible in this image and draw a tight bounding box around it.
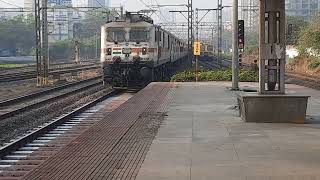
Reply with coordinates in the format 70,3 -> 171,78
297,15 -> 320,54
244,30 -> 259,54
0,15 -> 35,55
75,9 -> 114,39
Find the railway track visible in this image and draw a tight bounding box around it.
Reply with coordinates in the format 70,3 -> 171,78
286,72 -> 320,90
0,77 -> 103,120
199,55 -> 254,70
0,59 -> 99,71
0,65 -> 100,83
200,59 -> 222,70
199,55 -> 232,70
0,89 -> 131,179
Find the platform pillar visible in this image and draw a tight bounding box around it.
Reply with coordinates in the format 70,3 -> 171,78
259,0 -> 286,94
237,0 -> 309,123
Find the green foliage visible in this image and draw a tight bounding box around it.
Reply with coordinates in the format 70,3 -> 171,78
297,15 -> 320,54
286,16 -> 308,45
49,38 -> 98,60
171,69 -> 259,82
76,10 -> 108,39
49,40 -> 74,59
0,15 -> 35,54
0,64 -> 27,68
298,28 -> 320,55
287,57 -> 297,64
308,57 -> 320,70
244,31 -> 259,54
238,69 -> 259,82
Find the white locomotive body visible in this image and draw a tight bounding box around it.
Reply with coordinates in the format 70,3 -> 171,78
101,13 -> 188,89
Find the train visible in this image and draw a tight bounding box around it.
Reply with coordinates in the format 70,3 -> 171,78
100,12 -> 188,89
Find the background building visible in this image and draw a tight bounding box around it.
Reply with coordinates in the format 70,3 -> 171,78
88,0 -> 104,7
285,0 -> 320,21
46,0 -> 80,42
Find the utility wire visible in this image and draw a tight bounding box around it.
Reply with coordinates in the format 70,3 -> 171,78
94,0 -> 121,17
153,0 -> 168,22
138,0 -> 169,23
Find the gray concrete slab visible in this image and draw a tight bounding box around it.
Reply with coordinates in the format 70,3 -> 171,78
135,82 -> 320,180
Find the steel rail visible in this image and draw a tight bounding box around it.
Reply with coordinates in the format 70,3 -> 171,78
0,76 -> 101,107
0,65 -> 100,82
0,79 -> 103,120
0,89 -> 120,159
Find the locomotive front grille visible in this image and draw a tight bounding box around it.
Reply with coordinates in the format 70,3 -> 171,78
122,48 -> 132,54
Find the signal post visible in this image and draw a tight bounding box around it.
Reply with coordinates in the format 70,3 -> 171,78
238,20 -> 244,68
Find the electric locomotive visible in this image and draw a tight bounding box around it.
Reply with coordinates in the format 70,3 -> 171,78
101,12 -> 188,89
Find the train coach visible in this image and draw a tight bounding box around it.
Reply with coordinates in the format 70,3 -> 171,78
100,12 -> 188,89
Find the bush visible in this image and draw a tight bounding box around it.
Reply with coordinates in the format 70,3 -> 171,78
308,57 -> 320,70
171,69 -> 259,82
239,69 -> 259,82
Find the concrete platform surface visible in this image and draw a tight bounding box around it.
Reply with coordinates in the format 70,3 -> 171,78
136,82 -> 320,180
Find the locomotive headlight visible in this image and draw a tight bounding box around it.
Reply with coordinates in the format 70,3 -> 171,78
107,48 -> 112,55
142,47 -> 147,55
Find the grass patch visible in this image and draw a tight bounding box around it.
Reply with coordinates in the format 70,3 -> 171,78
0,64 -> 27,68
171,69 -> 259,82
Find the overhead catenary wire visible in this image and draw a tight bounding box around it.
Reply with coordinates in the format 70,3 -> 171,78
93,0 -> 121,17
137,0 -> 170,23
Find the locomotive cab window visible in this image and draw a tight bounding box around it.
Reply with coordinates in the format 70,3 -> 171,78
130,28 -> 149,42
106,28 -> 126,42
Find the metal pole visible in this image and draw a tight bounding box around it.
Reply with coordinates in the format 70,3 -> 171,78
187,0 -> 191,65
195,8 -> 199,82
42,0 -> 49,85
120,6 -> 124,17
218,0 -> 222,68
232,0 -> 239,90
212,27 -> 214,54
95,31 -> 99,59
35,0 -> 42,86
58,23 -> 62,40
188,0 -> 193,67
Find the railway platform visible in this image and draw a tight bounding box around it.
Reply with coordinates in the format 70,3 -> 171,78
21,82 -> 320,179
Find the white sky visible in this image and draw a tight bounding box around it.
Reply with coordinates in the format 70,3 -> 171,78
0,0 -> 233,22
0,0 -> 232,8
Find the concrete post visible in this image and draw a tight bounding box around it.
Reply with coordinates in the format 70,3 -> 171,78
232,0 -> 239,90
259,0 -> 286,94
75,40 -> 80,64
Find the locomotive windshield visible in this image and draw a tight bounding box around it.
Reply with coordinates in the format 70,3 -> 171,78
107,28 -> 126,42
130,28 -> 149,42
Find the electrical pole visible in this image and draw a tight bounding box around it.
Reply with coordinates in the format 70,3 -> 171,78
58,23 -> 62,40
217,0 -> 223,68
169,2 -> 193,66
188,0 -> 193,66
95,31 -> 99,59
232,0 -> 239,90
35,0 -> 41,86
35,0 -> 49,87
195,8 -> 199,82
